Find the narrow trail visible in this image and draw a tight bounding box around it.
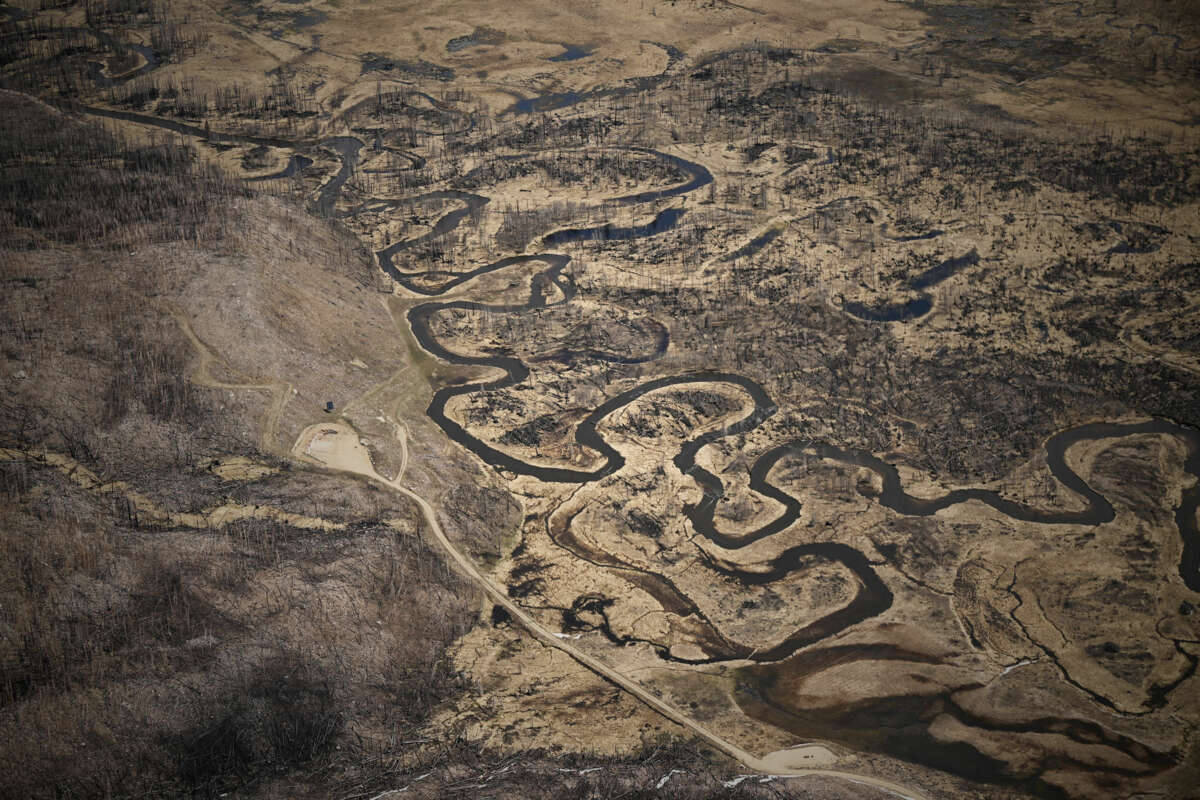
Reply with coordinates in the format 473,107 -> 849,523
163,302 -> 293,457
392,419 -> 410,482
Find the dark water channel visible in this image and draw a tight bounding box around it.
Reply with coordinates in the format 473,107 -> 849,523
843,249 -> 979,322
345,134 -> 1200,795
549,43 -> 592,62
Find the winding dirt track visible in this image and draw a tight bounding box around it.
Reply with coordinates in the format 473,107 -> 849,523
164,302 -> 293,456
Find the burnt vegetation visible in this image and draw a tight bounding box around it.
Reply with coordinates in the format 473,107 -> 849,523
2,0 -> 1200,797
0,95 -> 480,798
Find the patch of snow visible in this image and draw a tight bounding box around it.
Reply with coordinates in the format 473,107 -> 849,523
1001,658 -> 1037,676
656,769 -> 686,789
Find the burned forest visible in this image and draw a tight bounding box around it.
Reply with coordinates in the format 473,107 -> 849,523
2,0 -> 1200,798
